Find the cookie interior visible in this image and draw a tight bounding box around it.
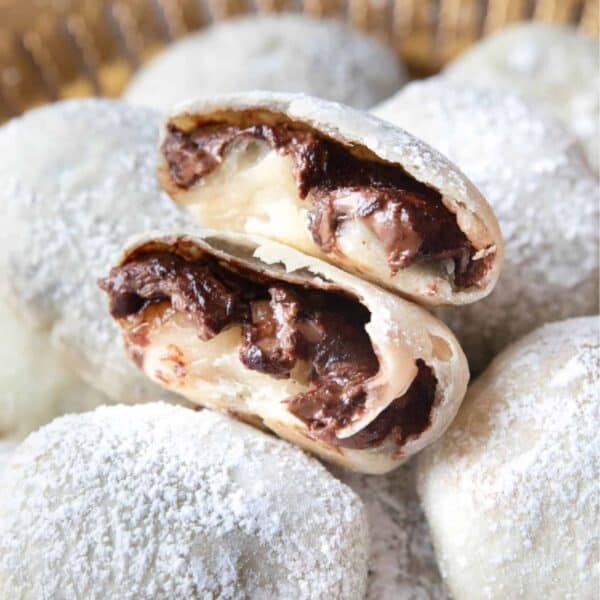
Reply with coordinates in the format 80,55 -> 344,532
100,246 -> 438,451
162,110 -> 495,291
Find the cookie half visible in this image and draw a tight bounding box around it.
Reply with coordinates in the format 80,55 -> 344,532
158,92 -> 503,306
100,230 -> 469,473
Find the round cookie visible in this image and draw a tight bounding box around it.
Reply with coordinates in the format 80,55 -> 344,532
0,403 -> 369,599
0,99 -> 192,435
374,80 -> 599,373
124,14 -> 405,112
416,317 -> 600,599
444,22 -> 600,174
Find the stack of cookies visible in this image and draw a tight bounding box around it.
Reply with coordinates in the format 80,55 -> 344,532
0,14 -> 597,600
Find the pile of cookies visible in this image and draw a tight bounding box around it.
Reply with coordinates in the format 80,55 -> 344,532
0,14 -> 597,600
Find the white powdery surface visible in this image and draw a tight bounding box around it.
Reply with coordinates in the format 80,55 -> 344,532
374,81 -> 599,373
124,14 -> 405,112
0,404 -> 368,600
444,22 -> 600,174
417,317 -> 600,599
170,91 -> 493,230
337,464 -> 450,600
0,99 -> 193,402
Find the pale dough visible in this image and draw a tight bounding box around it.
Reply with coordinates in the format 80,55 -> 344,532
417,317 -> 599,599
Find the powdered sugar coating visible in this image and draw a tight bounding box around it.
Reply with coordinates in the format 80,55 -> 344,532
337,464 -> 449,600
416,317 -> 600,599
0,403 -> 369,599
124,14 -> 405,112
374,80 -> 599,373
0,99 -> 194,404
444,22 -> 600,174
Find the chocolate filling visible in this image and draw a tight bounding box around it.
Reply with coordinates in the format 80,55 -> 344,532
99,251 -> 436,449
163,122 -> 489,288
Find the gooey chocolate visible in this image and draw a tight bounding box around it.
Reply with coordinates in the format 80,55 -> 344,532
163,122 -> 486,288
99,251 -> 436,449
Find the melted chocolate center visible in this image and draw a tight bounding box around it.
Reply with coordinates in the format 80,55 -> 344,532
100,251 -> 436,449
163,123 -> 488,288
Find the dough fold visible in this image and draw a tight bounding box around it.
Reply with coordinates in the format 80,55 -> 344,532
158,92 -> 503,306
100,231 -> 469,473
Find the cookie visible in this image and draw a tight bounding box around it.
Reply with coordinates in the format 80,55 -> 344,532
0,404 -> 369,599
0,99 -> 194,433
416,317 -> 599,598
100,230 -> 469,473
124,14 -> 405,112
158,92 -> 503,306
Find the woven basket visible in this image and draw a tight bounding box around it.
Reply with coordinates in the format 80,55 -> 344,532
0,0 -> 597,122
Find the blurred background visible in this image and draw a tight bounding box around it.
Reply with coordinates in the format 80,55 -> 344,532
0,0 -> 597,122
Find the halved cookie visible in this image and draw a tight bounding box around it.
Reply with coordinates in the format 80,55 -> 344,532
100,231 -> 469,473
158,92 -> 503,306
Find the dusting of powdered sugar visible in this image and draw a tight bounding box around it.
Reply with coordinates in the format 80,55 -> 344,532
0,99 -> 194,402
416,316 -> 600,599
444,22 -> 600,174
334,463 -> 450,600
124,14 -> 405,112
0,404 -> 368,599
374,81 -> 599,373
